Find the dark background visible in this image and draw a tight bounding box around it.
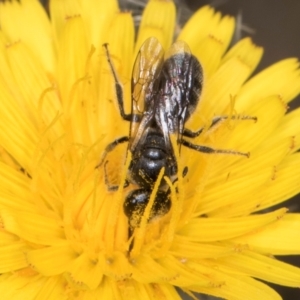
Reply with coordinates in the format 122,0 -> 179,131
40,0 -> 300,299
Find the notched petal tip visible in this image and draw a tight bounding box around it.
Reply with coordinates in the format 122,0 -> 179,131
135,0 -> 176,53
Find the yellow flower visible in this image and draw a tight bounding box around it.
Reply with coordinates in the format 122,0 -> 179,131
0,0 -> 300,299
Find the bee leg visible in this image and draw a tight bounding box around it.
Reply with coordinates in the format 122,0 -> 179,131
181,139 -> 250,158
183,115 -> 257,138
95,136 -> 129,168
183,126 -> 204,138
102,43 -> 131,121
103,160 -> 129,191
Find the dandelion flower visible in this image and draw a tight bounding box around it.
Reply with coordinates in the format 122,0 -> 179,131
0,0 -> 300,299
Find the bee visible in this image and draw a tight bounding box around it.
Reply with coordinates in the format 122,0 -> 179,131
99,37 -> 252,239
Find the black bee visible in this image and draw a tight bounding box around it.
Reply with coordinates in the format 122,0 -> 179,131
99,37 -> 251,238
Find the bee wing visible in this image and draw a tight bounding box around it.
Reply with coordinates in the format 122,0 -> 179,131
156,40 -> 203,152
130,37 -> 165,151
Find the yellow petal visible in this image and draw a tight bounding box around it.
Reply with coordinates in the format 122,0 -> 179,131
215,95 -> 286,156
31,276 -> 66,300
209,137 -> 294,217
0,81 -> 38,170
56,15 -> 89,112
49,0 -> 82,43
106,11 -> 135,116
179,8 -> 235,77
5,41 -> 62,127
170,238 -> 234,259
192,35 -> 225,77
271,107 -> 300,153
210,136 -> 292,187
216,151 -> 300,217
65,252 -> 104,289
219,251 -> 300,287
27,244 -> 76,276
135,0 -> 176,54
107,12 -> 134,78
199,167 -> 273,215
221,37 -> 263,78
188,260 -> 281,300
253,152 -> 300,210
0,0 -> 55,72
231,214 -> 300,255
178,6 -> 234,57
0,275 -> 44,299
191,55 -> 259,123
178,208 -> 287,242
0,242 -> 28,273
0,163 -> 34,211
237,58 -> 300,111
79,0 -> 119,47
131,254 -> 176,283
158,255 -> 223,287
0,1 -> 300,298
1,210 -> 64,245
